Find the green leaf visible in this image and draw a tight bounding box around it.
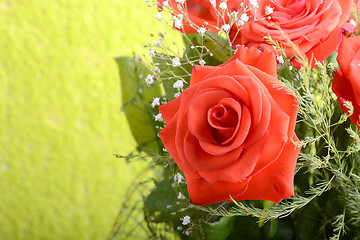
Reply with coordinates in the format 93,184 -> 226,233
116,57 -> 163,153
264,219 -> 278,239
326,51 -> 339,69
201,216 -> 236,240
144,178 -> 178,212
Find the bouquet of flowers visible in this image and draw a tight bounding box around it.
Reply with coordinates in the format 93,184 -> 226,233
110,0 -> 360,239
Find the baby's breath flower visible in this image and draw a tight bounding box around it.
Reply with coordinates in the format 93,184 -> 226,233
154,12 -> 162,21
145,74 -> 154,84
151,97 -> 161,108
210,0 -> 216,7
228,11 -> 238,20
154,40 -> 162,47
276,55 -> 284,64
249,0 -> 258,8
219,2 -> 227,10
174,19 -> 183,29
197,26 -> 207,37
238,13 -> 249,26
199,59 -> 206,66
265,5 -> 274,15
221,24 -> 231,32
135,56 -> 142,62
149,47 -> 155,57
154,66 -> 160,73
162,0 -> 169,7
174,92 -> 181,98
173,80 -> 184,89
172,57 -> 181,67
350,19 -> 357,27
175,0 -> 185,4
184,229 -> 191,236
174,173 -> 185,184
178,192 -> 185,200
182,216 -> 191,225
154,113 -> 163,121
241,13 -> 249,22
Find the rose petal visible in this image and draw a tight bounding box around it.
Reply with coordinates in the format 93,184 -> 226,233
186,175 -> 248,206
183,131 -> 244,171
232,134 -> 301,203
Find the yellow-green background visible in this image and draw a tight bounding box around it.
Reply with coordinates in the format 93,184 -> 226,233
0,0 -> 177,239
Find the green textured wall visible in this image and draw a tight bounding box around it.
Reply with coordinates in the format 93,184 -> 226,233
0,0 -> 176,239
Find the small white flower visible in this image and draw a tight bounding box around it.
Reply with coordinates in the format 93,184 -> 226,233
176,0 -> 185,4
249,0 -> 258,8
241,13 -> 249,22
154,66 -> 160,74
177,226 -> 183,230
210,0 -> 216,7
151,97 -> 161,108
350,19 -> 357,27
162,0 -> 169,7
184,229 -> 191,236
145,74 -> 154,84
238,13 -> 249,26
199,59 -> 206,66
154,113 -> 163,121
155,40 -> 162,47
174,173 -> 185,184
197,26 -> 207,37
221,24 -> 230,32
173,80 -> 184,89
289,65 -> 293,71
172,57 -> 181,67
276,55 -> 284,64
219,2 -> 227,10
182,216 -> 191,225
149,47 -> 155,57
135,56 -> 142,62
178,192 -> 185,200
174,19 -> 183,29
174,92 -> 181,98
154,12 -> 162,21
228,11 -> 238,20
265,5 -> 273,15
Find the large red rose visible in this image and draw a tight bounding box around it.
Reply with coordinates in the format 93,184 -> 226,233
159,46 -> 301,205
332,36 -> 360,126
230,0 -> 352,67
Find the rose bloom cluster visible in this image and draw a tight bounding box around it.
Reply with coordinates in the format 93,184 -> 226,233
157,0 -> 360,205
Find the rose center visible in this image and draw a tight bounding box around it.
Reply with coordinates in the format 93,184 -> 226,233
208,104 -> 238,144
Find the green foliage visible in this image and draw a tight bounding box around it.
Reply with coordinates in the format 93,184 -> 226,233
144,178 -> 179,213
201,216 -> 235,240
116,57 -> 164,153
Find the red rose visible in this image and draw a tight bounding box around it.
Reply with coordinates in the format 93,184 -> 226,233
332,36 -> 360,126
157,0 -> 241,34
231,0 -> 352,67
159,46 -> 301,205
